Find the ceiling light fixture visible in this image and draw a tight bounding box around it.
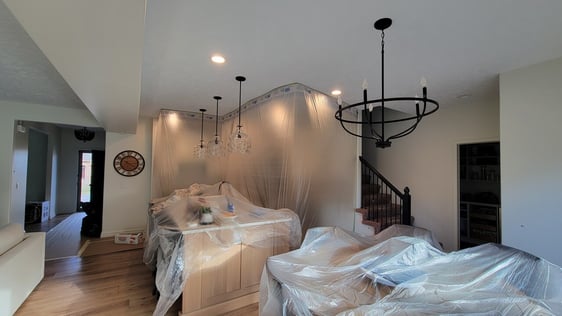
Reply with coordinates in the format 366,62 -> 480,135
207,96 -> 226,158
331,90 -> 342,96
229,76 -> 251,154
74,127 -> 95,142
211,55 -> 225,64
335,18 -> 439,148
193,109 -> 207,159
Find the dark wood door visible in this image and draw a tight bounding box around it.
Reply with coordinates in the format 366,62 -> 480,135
90,150 -> 105,217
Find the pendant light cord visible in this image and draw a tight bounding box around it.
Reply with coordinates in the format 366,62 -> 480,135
199,109 -> 206,147
213,96 -> 222,144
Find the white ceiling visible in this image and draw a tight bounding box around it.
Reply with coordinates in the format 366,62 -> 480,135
2,0 -> 562,132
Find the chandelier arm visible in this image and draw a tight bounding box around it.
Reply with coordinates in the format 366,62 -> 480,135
370,125 -> 383,140
339,120 -> 364,138
334,109 -> 365,124
339,120 -> 386,142
387,119 -> 421,140
368,109 -> 384,139
387,102 -> 427,140
335,98 -> 439,124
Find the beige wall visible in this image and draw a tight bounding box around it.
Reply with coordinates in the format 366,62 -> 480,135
363,98 -> 500,251
101,117 -> 153,237
500,56 -> 562,266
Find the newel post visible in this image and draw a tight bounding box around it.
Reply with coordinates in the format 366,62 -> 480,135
402,187 -> 411,225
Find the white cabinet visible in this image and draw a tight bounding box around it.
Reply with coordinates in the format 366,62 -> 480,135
180,221 -> 290,316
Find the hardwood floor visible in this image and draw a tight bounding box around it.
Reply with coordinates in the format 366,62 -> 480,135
44,212 -> 88,260
16,249 -> 180,316
15,249 -> 259,316
25,213 -> 72,233
18,214 -> 258,315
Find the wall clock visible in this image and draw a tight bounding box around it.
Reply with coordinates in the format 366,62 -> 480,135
113,150 -> 145,177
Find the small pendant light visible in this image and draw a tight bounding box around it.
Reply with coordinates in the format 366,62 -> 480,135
207,96 -> 226,158
228,76 -> 251,153
193,109 -> 207,159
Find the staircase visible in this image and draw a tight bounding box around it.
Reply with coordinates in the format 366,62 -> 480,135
357,156 -> 411,234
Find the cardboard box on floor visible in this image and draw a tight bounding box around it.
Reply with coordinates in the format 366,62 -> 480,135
114,232 -> 143,244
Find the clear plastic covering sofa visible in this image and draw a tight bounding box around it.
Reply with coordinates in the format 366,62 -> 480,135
144,182 -> 301,316
260,225 -> 562,315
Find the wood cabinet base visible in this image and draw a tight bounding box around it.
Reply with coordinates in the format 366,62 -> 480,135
179,292 -> 259,316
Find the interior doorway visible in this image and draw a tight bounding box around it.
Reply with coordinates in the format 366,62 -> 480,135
78,150 -> 105,237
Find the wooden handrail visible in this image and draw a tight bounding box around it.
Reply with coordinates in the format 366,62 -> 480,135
359,156 -> 411,226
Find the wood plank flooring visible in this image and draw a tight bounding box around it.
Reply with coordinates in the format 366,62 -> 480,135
25,213 -> 72,233
15,249 -> 259,316
18,213 -> 258,315
16,249 -> 181,316
44,212 -> 88,260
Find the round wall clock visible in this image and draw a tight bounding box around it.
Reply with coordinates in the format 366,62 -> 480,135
113,150 -> 145,177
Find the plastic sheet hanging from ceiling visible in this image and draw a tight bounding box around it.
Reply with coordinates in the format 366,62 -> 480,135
144,181 -> 302,316
260,225 -> 562,315
152,83 -> 358,234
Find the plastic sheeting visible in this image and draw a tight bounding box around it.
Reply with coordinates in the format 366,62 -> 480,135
144,182 -> 301,316
261,225 -> 562,315
152,83 -> 357,233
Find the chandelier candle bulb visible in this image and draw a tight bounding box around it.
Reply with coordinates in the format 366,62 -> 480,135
337,96 -> 342,106
362,79 -> 368,90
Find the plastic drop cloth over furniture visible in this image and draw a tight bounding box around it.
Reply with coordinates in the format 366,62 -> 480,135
260,225 -> 562,315
143,182 -> 301,316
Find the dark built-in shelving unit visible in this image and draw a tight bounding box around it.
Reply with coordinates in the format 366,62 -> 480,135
458,142 -> 501,249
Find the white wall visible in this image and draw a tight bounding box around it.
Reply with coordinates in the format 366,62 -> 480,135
101,117 -> 152,237
500,56 -> 562,266
364,99 -> 499,251
10,124 -> 29,226
0,101 -> 99,226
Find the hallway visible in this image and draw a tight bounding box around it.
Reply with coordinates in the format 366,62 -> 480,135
26,212 -> 89,260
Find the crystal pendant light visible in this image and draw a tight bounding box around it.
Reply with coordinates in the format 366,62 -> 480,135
193,109 -> 208,159
229,76 -> 251,153
207,96 -> 226,158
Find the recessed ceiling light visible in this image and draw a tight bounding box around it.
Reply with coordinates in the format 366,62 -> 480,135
331,89 -> 342,96
211,55 -> 225,64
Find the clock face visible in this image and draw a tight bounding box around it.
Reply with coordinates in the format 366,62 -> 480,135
113,150 -> 145,177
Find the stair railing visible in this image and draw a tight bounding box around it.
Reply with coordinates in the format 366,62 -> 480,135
359,156 -> 411,228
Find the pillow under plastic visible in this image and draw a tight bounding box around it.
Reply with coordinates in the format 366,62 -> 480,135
0,223 -> 25,256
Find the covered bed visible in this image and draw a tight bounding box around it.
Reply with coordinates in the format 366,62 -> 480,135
260,225 -> 562,315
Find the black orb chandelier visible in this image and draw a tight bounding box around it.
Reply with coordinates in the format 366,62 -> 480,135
74,127 -> 95,142
335,18 -> 439,148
